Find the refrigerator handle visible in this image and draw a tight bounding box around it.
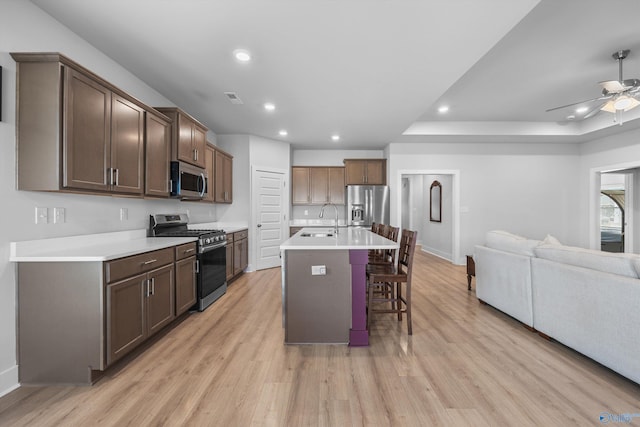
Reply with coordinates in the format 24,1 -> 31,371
366,189 -> 372,225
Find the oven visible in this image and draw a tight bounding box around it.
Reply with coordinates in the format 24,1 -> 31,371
150,213 -> 227,311
197,240 -> 227,311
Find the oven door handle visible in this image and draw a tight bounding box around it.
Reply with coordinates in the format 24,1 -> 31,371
200,241 -> 227,253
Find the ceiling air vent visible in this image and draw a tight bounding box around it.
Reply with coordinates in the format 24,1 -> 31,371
224,92 -> 243,104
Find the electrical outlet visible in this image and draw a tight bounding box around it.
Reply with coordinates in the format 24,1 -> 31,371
304,210 -> 309,216
35,207 -> 48,224
53,207 -> 65,224
120,208 -> 128,221
311,265 -> 327,276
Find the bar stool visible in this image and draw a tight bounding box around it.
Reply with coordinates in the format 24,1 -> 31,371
368,225 -> 399,265
366,229 -> 418,335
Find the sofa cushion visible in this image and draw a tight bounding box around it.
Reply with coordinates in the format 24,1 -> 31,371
542,234 -> 562,245
534,244 -> 640,278
485,230 -> 540,256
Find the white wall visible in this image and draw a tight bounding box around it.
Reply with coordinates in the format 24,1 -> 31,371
0,0 -> 218,396
388,142 -> 582,262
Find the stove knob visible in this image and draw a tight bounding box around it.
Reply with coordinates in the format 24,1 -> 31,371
216,236 -> 222,242
205,238 -> 212,244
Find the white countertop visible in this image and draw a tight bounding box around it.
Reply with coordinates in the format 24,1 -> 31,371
280,227 -> 398,250
289,219 -> 347,227
10,230 -> 197,262
189,222 -> 248,233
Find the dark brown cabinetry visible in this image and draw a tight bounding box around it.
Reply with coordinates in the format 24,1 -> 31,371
203,144 -> 215,202
344,159 -> 386,185
227,229 -> 248,281
215,148 -> 233,203
292,167 -> 345,205
175,242 -> 197,315
145,111 -> 171,197
155,107 -> 207,169
105,248 -> 175,365
12,53 -> 164,197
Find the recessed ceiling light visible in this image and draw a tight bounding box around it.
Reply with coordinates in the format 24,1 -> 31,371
331,135 -> 340,142
438,105 -> 449,113
264,103 -> 276,112
566,114 -> 576,120
279,130 -> 288,136
575,106 -> 588,113
233,49 -> 251,62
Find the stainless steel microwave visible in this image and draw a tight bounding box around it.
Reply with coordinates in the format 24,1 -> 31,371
170,161 -> 207,199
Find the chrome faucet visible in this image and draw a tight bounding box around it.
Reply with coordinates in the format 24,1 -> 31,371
319,203 -> 339,235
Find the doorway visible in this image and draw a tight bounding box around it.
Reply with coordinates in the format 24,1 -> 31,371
396,169 -> 461,264
252,166 -> 287,270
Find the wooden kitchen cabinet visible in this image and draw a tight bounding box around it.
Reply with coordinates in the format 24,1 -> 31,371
145,110 -> 171,197
175,242 -> 197,315
292,167 -> 345,205
105,248 -> 175,365
344,159 -> 386,185
203,144 -> 215,202
227,229 -> 248,281
214,148 -> 233,203
11,52 -> 164,197
155,107 -> 208,169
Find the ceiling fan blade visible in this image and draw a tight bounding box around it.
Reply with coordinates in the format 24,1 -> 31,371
599,80 -> 625,93
545,95 -> 611,112
583,101 -> 608,119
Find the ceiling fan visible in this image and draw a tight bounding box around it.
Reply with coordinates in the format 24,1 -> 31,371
546,49 -> 640,123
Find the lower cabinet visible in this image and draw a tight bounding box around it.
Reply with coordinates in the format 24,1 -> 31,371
175,256 -> 197,315
107,262 -> 175,365
227,229 -> 248,282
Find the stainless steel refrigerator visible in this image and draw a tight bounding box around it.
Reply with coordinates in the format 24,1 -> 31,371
346,185 -> 390,227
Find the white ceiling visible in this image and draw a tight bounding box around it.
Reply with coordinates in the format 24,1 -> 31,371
29,0 -> 640,149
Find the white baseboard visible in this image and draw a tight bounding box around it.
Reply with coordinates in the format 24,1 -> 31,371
421,246 -> 453,263
0,365 -> 19,398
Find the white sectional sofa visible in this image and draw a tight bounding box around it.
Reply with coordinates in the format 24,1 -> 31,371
475,230 -> 640,385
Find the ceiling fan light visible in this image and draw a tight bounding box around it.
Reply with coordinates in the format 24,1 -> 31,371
601,95 -> 640,113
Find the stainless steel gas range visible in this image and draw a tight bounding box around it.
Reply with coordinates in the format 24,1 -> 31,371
150,213 -> 227,311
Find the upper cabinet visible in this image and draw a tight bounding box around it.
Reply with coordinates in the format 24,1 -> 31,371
343,159 -> 386,185
214,148 -> 233,204
155,107 -> 207,169
144,111 -> 171,197
12,53 -> 167,197
292,167 -> 345,205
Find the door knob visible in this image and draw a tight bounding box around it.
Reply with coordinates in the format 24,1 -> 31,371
257,224 -> 262,228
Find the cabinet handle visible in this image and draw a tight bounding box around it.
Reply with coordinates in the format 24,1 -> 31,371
114,168 -> 119,187
107,168 -> 113,185
151,277 -> 155,296
194,149 -> 198,161
142,259 -> 158,265
146,278 -> 151,297
184,248 -> 195,254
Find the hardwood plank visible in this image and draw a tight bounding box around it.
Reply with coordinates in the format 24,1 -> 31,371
1,249 -> 639,426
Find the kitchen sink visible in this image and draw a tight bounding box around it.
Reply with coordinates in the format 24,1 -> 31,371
300,232 -> 334,237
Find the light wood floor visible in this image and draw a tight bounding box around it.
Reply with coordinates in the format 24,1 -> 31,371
1,250 -> 639,426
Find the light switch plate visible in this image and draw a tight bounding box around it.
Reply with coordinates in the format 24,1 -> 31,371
311,265 -> 327,275
53,207 -> 65,224
35,207 -> 48,224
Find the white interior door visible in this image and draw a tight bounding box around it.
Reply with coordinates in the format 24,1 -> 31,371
253,168 -> 286,270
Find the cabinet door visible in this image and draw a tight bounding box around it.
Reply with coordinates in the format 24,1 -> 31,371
145,111 -> 171,197
223,153 -> 233,203
310,168 -> 329,204
328,167 -> 345,204
344,160 -> 366,185
175,256 -> 197,316
63,68 -> 111,191
233,240 -> 243,275
177,114 -> 196,165
107,273 -> 146,365
241,238 -> 248,271
292,167 -> 310,204
214,150 -> 233,203
203,145 -> 215,202
226,243 -> 234,280
365,160 -> 385,185
192,125 -> 207,168
147,264 -> 175,336
111,94 -> 144,194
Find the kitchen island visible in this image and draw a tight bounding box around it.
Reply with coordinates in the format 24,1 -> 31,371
280,227 -> 397,346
